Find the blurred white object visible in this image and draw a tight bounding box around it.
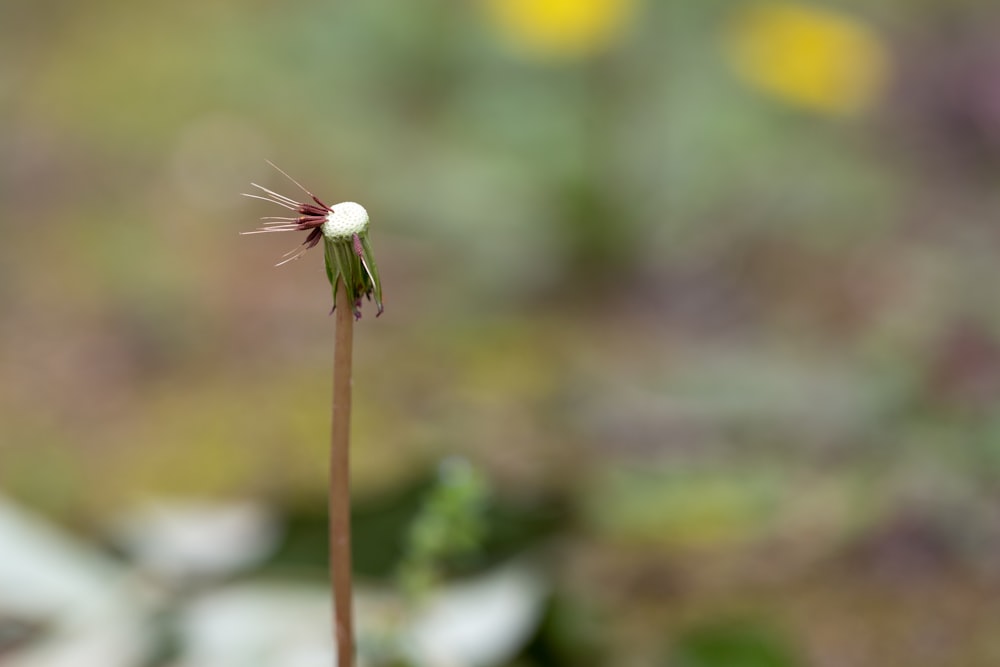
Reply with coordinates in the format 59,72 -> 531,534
179,584 -> 336,667
407,562 -> 547,667
111,500 -> 280,582
0,496 -> 149,667
176,562 -> 546,667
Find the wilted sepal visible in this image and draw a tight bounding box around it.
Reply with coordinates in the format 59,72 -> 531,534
324,232 -> 384,320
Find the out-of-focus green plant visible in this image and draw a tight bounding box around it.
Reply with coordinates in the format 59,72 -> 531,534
395,458 -> 491,600
668,619 -> 801,667
364,459 -> 491,667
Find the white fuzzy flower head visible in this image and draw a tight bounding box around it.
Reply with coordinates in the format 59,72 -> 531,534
322,202 -> 369,240
243,162 -> 383,318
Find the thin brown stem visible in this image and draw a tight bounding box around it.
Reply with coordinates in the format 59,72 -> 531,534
330,281 -> 355,667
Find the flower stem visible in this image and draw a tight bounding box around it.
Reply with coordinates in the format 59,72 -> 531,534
330,281 -> 355,667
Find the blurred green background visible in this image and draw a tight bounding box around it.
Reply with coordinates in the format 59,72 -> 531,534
4,0 -> 1000,665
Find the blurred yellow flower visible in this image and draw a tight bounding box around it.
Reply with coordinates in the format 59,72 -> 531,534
725,2 -> 890,115
485,0 -> 637,60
